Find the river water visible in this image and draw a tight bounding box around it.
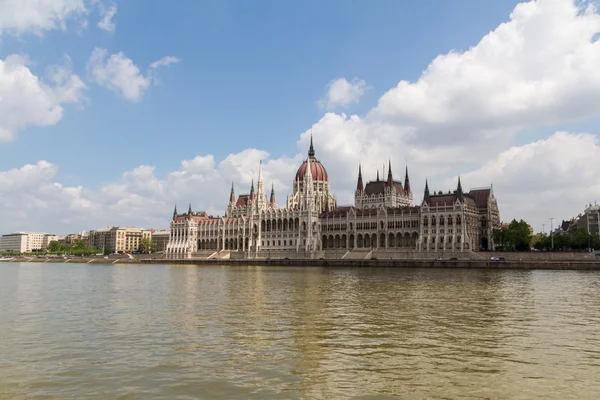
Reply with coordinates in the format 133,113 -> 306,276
1,263 -> 599,399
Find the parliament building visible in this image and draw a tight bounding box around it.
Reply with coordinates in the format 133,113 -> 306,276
166,139 -> 500,259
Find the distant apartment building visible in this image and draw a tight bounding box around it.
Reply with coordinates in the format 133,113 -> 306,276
87,227 -> 151,253
0,232 -> 57,253
58,233 -> 81,244
151,230 -> 170,252
577,204 -> 600,235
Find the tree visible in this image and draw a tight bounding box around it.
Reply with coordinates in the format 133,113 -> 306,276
508,219 -> 532,251
47,240 -> 63,252
139,237 -> 156,254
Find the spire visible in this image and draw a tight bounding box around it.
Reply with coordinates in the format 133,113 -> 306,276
376,169 -> 380,182
308,132 -> 315,158
229,182 -> 235,203
258,160 -> 263,184
387,160 -> 393,187
270,183 -> 275,205
188,203 -> 192,214
173,204 -> 177,216
356,164 -> 364,192
249,179 -> 255,200
404,166 -> 411,194
304,154 -> 313,181
424,179 -> 430,198
457,176 -> 464,202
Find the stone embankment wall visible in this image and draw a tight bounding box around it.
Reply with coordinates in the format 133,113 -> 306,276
142,257 -> 600,270
481,251 -> 599,261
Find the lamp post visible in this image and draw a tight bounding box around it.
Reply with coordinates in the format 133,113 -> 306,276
549,217 -> 554,251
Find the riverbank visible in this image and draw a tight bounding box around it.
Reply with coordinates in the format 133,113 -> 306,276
3,255 -> 600,270
145,258 -> 600,270
0,256 -> 148,265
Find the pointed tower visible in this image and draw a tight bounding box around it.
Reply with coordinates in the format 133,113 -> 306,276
188,203 -> 192,215
249,179 -> 255,200
173,204 -> 178,220
404,166 -> 411,195
304,153 -> 314,210
229,182 -> 235,204
424,179 -> 430,201
257,160 -> 264,198
386,160 -> 393,187
356,164 -> 364,192
376,169 -> 380,182
456,176 -> 464,202
270,183 -> 276,205
308,133 -> 315,158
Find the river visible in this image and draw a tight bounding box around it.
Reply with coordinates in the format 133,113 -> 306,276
1,263 -> 599,399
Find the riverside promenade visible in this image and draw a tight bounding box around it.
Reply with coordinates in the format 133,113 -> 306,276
142,257 -> 600,270
3,254 -> 600,270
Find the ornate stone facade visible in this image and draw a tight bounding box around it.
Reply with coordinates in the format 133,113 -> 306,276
166,139 -> 500,258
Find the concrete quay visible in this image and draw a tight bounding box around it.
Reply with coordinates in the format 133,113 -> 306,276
142,257 -> 600,270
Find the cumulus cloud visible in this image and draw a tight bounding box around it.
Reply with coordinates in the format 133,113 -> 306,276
0,54 -> 86,141
0,149 -> 298,234
3,0 -> 600,236
0,0 -> 89,36
372,0 -> 600,134
0,161 -> 99,234
454,132 -> 600,230
86,48 -> 179,101
97,4 -> 117,32
319,78 -> 368,109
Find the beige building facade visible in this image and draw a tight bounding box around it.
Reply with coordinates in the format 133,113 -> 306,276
166,139 -> 500,259
88,227 -> 151,253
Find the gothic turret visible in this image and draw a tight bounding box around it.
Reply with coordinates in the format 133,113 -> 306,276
376,169 -> 380,182
308,133 -> 315,157
229,182 -> 235,203
424,179 -> 430,200
257,160 -> 264,198
404,166 -> 411,195
270,183 -> 276,205
386,160 -> 393,187
173,204 -> 177,220
356,164 -> 364,192
188,203 -> 192,215
456,176 -> 464,202
249,179 -> 255,200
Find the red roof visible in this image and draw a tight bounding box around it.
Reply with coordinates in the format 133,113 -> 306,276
236,195 -> 250,207
295,157 -> 328,182
363,180 -> 404,196
467,189 -> 491,208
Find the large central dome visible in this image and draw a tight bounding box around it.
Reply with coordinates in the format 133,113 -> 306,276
294,136 -> 329,182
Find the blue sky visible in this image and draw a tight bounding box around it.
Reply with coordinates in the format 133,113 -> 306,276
1,0 -> 522,185
1,0 -> 600,234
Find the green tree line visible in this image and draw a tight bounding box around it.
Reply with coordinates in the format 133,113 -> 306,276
0,240 -> 101,256
494,219 -> 600,251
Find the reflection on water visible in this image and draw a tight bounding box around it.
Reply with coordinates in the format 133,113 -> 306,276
1,263 -> 600,399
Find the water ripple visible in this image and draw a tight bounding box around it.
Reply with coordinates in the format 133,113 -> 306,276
1,264 -> 600,399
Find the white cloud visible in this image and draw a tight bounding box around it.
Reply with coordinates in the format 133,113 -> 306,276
3,0 -> 600,236
150,56 -> 181,69
0,54 -> 86,141
86,48 -> 179,101
2,130 -> 597,236
0,161 -> 99,234
319,78 -> 368,109
0,0 -> 88,36
372,0 -> 600,134
97,4 -> 117,32
455,132 -> 600,231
